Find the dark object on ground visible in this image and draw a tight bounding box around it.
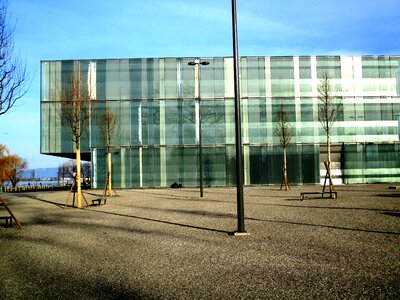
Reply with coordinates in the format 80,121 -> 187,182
170,182 -> 183,188
300,191 -> 337,200
92,198 -> 107,206
0,215 -> 13,227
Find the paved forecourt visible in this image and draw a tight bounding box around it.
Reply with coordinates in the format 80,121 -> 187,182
0,184 -> 399,299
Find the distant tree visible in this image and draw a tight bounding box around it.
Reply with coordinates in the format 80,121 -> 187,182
0,144 -> 28,187
0,143 -> 10,186
30,169 -> 35,180
81,162 -> 91,185
97,107 -> 119,196
274,105 -> 293,191
0,1 -> 29,117
57,162 -> 70,185
317,72 -> 342,192
58,159 -> 90,185
54,74 -> 94,208
0,143 -> 9,156
7,155 -> 27,187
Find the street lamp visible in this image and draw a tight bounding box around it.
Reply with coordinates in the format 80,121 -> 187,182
188,59 -> 209,198
231,0 -> 247,235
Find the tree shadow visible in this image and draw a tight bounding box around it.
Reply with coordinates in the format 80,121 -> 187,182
84,207 -> 231,235
18,193 -> 66,209
376,193 -> 400,198
3,252 -> 145,299
382,212 -> 400,217
132,205 -> 236,219
247,216 -> 400,235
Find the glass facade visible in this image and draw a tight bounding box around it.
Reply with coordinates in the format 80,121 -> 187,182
40,56 -> 400,188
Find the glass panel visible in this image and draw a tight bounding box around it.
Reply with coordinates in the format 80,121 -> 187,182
203,147 -> 226,186
90,101 -> 106,148
164,58 -> 177,99
131,148 -> 141,187
362,56 -> 399,79
245,57 -> 266,97
201,59 -> 214,99
96,60 -> 106,100
182,100 -> 196,144
316,56 -> 341,78
131,102 -> 141,145
272,99 -> 296,122
270,57 -> 295,97
214,58 -> 225,98
249,146 -> 263,184
364,103 -> 381,121
343,143 -> 400,183
214,100 -> 226,144
183,147 -> 198,186
105,60 -> 120,100
181,58 -> 195,98
301,103 -> 313,121
120,101 -> 131,145
165,101 -> 179,144
299,56 -> 312,79
120,59 -> 130,99
142,148 -> 160,187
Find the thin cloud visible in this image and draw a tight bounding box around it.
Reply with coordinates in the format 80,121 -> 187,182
238,11 -> 315,38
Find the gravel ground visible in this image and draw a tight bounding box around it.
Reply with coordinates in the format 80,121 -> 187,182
0,184 -> 399,299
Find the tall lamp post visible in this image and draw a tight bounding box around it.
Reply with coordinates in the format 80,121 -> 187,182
231,0 -> 247,235
188,59 -> 209,198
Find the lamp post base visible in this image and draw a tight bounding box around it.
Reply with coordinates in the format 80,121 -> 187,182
229,231 -> 250,236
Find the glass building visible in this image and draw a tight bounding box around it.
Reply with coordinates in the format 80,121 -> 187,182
40,56 -> 400,188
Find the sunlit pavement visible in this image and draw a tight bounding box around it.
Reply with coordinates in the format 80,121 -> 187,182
1,184 -> 399,299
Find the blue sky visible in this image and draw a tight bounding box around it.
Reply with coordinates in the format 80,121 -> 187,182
1,0 -> 399,168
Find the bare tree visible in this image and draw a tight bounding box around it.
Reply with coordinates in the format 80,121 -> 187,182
274,105 -> 293,190
55,75 -> 93,208
317,72 -> 342,193
97,107 -> 119,196
81,162 -> 91,185
57,162 -> 70,185
0,1 -> 29,116
58,159 -> 90,186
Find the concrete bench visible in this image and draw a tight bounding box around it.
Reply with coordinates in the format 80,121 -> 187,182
300,191 -> 337,201
0,215 -> 13,227
92,198 -> 107,206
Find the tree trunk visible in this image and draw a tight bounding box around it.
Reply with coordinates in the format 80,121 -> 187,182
10,175 -> 17,188
107,150 -> 112,197
76,146 -> 82,208
281,146 -> 290,190
326,130 -> 333,193
327,130 -> 331,167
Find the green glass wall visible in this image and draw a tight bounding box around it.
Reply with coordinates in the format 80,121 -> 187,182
40,56 -> 400,187
343,143 -> 400,183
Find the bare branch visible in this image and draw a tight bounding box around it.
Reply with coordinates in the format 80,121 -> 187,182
274,105 -> 293,190
54,74 -> 93,149
0,1 -> 29,116
317,72 -> 342,134
274,105 -> 293,148
97,107 -> 119,150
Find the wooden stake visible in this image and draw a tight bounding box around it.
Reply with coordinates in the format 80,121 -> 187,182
103,171 -> 117,199
65,177 -> 89,208
322,161 -> 336,198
